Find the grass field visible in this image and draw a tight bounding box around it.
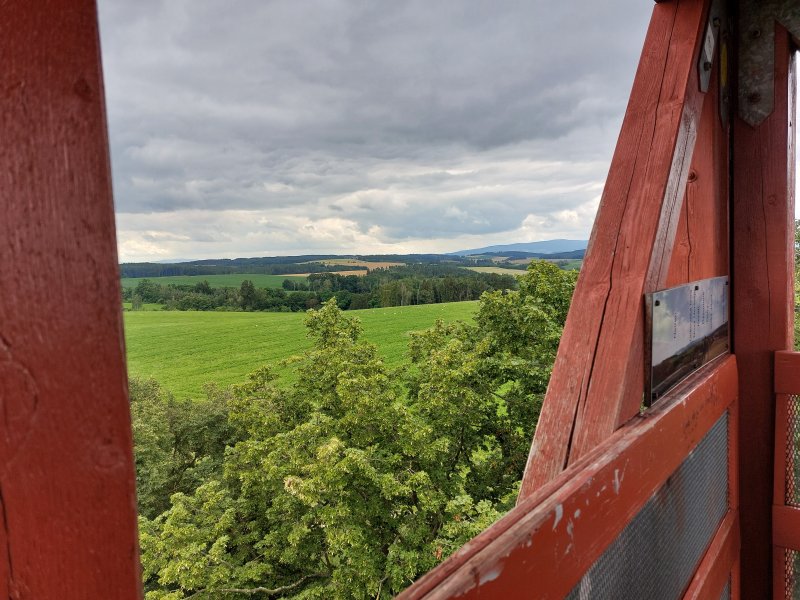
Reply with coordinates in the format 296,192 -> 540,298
465,266 -> 526,276
554,259 -> 583,270
121,273 -> 308,290
301,258 -> 404,269
124,301 -> 478,400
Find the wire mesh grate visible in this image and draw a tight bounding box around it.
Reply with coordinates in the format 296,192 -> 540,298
565,412 -> 729,600
785,548 -> 800,600
786,395 -> 800,506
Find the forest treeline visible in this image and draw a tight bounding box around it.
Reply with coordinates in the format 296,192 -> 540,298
124,264 -> 518,312
133,261 -> 578,599
121,254 -> 471,278
120,251 -> 583,278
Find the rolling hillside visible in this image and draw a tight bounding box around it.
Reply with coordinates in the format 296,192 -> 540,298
124,301 -> 478,400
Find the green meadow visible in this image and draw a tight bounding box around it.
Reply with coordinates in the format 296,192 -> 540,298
121,273 -> 308,290
124,301 -> 478,400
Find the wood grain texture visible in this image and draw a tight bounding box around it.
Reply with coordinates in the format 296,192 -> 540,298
399,357 -> 738,600
666,58 -> 729,287
521,0 -> 713,498
732,24 -> 795,600
0,1 -> 141,598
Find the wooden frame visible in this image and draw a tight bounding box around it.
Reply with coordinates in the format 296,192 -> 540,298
399,356 -> 739,599
0,1 -> 141,596
773,352 -> 800,598
732,24 -> 796,599
521,0 -> 718,497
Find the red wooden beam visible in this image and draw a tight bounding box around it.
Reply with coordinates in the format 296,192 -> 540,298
666,50 -> 729,288
0,1 -> 141,597
775,351 -> 800,395
731,24 -> 795,600
773,505 -> 800,549
400,356 -> 738,600
521,0 -> 715,497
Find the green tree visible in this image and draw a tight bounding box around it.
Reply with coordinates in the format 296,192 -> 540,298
240,280 -> 257,311
130,378 -> 238,519
137,261 -> 576,598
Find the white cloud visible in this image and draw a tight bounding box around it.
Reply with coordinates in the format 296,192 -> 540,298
98,0 -> 653,261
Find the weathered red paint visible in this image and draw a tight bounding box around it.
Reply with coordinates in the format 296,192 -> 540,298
666,54 -> 729,288
399,357 -> 738,600
732,24 -> 796,600
521,0 -> 716,497
0,0 -> 141,597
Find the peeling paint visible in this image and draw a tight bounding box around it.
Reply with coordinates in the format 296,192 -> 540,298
478,565 -> 503,586
574,509 -> 581,519
552,504 -> 563,530
613,469 -> 621,494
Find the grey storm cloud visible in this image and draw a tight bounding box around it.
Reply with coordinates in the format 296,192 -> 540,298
98,0 -> 652,261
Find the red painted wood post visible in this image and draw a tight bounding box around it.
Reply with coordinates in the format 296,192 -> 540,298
666,57 -> 729,288
520,0 -> 714,497
731,24 -> 795,600
0,1 -> 141,597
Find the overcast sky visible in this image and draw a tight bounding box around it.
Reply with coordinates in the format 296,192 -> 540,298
98,0 -> 653,262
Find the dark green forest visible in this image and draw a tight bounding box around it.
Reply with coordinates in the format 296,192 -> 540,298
120,251 -> 583,278
133,261 -> 577,599
125,265 -> 519,312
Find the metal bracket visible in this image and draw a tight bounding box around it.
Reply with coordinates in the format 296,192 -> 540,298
739,0 -> 800,126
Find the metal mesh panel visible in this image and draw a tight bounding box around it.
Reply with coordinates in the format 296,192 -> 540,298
786,395 -> 800,506
565,412 -> 728,600
785,548 -> 800,600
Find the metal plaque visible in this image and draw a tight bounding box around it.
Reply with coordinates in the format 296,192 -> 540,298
646,276 -> 729,404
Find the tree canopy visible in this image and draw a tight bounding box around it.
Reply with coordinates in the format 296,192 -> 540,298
135,260 -> 577,599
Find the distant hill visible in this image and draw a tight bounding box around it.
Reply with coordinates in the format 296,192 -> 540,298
479,249 -> 585,260
450,239 -> 588,256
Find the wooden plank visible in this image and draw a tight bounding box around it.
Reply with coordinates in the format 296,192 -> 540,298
521,0 -> 714,497
666,56 -> 729,287
731,24 -> 795,600
775,351 -> 800,395
773,549 -> 786,600
682,512 -> 739,600
400,356 -> 738,600
773,505 -> 800,550
0,1 -> 141,597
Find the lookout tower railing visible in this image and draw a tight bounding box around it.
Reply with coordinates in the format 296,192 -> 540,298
399,356 -> 740,599
0,0 -> 797,597
773,352 -> 800,598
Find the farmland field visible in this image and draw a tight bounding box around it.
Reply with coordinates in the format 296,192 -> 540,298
283,269 -> 369,277
124,301 -> 478,400
121,273 -> 308,290
465,266 -> 526,276
301,258 -> 404,269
